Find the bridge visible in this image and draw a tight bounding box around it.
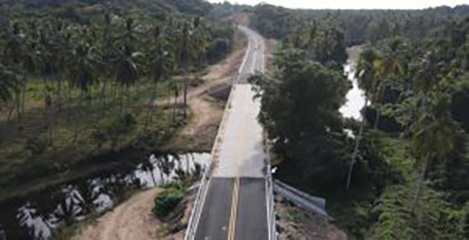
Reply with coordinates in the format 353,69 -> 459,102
185,26 -> 275,240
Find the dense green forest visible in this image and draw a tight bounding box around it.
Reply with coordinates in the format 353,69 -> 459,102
0,0 -> 234,201
250,3 -> 469,45
249,3 -> 469,239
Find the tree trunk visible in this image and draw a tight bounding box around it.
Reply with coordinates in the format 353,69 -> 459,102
183,80 -> 187,118
120,86 -> 125,114
125,86 -> 131,114
19,74 -> 26,126
159,169 -> 165,186
374,84 -> 385,129
150,171 -> 157,186
346,98 -> 369,190
99,80 -> 108,113
412,158 -> 428,213
15,87 -> 21,122
6,101 -> 15,123
73,93 -> 84,143
173,86 -> 178,123
48,110 -> 54,146
144,79 -> 158,128
374,106 -> 381,129
45,92 -> 54,146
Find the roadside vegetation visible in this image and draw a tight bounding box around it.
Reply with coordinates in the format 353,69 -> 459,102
248,3 -> 469,239
0,0 -> 234,201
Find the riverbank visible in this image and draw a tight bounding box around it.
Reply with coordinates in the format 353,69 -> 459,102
73,188 -> 161,240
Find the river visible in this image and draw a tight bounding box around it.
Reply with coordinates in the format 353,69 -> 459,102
0,152 -> 210,240
340,47 -> 366,120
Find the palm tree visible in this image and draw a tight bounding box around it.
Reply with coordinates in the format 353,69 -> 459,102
68,39 -> 99,142
113,44 -> 141,113
409,51 -> 458,211
98,13 -> 116,109
179,21 -> 191,118
0,63 -> 18,105
3,22 -> 37,123
178,18 -> 207,118
144,26 -> 174,128
373,38 -> 408,128
346,48 -> 378,189
111,17 -> 142,113
36,21 -> 70,145
409,90 -> 458,212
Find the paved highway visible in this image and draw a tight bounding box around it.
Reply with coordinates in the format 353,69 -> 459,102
194,26 -> 269,240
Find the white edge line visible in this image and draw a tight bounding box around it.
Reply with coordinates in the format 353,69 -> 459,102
186,25 -> 254,239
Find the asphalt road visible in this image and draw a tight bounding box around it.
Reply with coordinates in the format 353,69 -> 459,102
193,26 -> 269,240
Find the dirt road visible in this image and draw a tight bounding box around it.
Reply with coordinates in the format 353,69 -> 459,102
74,188 -> 160,240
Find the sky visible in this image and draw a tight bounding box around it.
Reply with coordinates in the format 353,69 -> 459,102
207,0 -> 469,10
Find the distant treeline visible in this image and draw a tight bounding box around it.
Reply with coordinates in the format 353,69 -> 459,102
249,3 -> 469,45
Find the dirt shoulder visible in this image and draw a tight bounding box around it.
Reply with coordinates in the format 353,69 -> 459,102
74,188 -> 160,240
163,47 -> 246,151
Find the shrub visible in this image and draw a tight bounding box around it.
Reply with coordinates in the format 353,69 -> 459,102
152,188 -> 184,219
24,136 -> 48,155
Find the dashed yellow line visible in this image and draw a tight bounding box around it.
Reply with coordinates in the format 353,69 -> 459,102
227,177 -> 240,240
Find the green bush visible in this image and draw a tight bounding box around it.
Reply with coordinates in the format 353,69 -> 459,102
152,188 -> 184,219
24,136 -> 48,155
95,113 -> 137,148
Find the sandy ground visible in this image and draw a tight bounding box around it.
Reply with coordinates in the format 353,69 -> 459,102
74,188 -> 160,240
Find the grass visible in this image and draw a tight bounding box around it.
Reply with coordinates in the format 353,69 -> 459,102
282,207 -> 302,223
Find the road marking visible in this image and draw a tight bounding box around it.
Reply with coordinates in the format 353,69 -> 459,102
227,177 -> 240,240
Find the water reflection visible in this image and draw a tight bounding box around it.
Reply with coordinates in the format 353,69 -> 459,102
0,152 -> 210,240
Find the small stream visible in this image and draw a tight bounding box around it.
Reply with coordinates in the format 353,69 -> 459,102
0,152 -> 211,240
340,48 -> 366,120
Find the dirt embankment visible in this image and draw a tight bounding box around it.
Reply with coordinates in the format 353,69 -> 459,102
74,189 -> 160,240
164,47 -> 246,151
276,199 -> 348,240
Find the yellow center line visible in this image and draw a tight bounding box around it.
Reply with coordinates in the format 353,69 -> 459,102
227,41 -> 258,240
227,177 -> 240,240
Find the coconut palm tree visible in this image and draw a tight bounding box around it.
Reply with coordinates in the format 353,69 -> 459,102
3,22 -> 37,123
409,51 -> 459,211
179,21 -> 191,118
144,25 -> 174,128
346,48 -> 378,189
98,13 -> 116,109
67,37 -> 99,142
373,38 -> 408,128
409,90 -> 458,211
0,63 -> 18,105
178,18 -> 208,118
113,43 -> 141,113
